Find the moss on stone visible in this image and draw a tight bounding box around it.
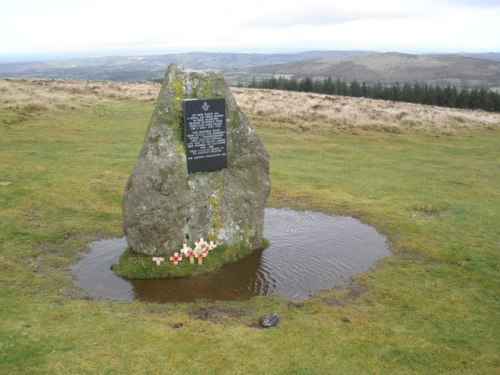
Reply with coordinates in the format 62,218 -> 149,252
176,144 -> 185,154
208,173 -> 224,242
203,80 -> 212,98
167,72 -> 185,142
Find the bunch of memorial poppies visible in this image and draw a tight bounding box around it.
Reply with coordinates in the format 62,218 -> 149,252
152,238 -> 218,266
189,238 -> 218,265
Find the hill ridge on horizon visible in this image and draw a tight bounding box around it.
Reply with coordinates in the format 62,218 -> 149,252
0,50 -> 499,88
244,52 -> 500,89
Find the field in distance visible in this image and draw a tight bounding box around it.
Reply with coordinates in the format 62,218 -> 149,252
2,78 -> 499,133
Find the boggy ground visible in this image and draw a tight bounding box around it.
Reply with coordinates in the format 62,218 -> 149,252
0,78 -> 499,374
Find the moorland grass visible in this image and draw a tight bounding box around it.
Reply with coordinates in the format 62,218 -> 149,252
0,83 -> 499,374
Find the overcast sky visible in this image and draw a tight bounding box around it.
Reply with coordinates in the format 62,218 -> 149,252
1,0 -> 499,58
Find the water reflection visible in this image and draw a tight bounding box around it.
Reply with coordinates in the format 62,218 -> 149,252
131,248 -> 271,302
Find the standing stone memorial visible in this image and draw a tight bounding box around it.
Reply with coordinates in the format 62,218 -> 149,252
122,64 -> 270,256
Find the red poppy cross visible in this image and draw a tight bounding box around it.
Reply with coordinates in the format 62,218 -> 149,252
169,252 -> 182,265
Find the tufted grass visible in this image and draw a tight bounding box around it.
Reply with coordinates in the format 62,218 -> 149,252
0,80 -> 499,374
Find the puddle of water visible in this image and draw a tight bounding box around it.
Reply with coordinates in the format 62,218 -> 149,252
71,208 -> 391,302
70,237 -> 132,301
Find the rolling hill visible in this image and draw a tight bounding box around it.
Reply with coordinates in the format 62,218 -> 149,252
0,50 -> 372,83
1,51 -> 499,89
243,52 -> 500,88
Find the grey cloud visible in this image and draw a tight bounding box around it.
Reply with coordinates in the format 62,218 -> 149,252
245,8 -> 419,28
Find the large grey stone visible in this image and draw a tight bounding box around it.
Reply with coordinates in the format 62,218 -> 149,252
122,64 -> 270,256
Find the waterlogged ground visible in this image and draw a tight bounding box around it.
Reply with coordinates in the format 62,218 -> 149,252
71,208 -> 391,302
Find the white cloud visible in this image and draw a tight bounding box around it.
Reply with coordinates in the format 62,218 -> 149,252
0,0 -> 498,55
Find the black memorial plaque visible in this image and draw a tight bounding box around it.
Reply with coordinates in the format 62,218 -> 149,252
183,98 -> 227,174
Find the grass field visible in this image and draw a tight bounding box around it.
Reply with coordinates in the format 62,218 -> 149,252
1,79 -> 499,374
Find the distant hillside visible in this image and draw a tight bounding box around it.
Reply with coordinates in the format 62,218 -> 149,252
0,50 -> 372,83
458,53 -> 500,62
244,52 -> 500,88
2,51 -> 499,88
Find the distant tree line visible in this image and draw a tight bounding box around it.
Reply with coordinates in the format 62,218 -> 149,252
247,76 -> 500,112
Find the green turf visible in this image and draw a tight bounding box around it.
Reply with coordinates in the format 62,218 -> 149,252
0,100 -> 498,374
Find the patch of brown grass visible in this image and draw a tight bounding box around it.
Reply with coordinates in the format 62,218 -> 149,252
233,88 -> 500,133
1,79 -> 498,133
0,78 -> 159,111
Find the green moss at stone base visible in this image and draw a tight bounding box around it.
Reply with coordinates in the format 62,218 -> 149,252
261,238 -> 270,249
111,238 -> 269,279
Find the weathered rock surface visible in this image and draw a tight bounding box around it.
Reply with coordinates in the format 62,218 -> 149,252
122,64 -> 270,255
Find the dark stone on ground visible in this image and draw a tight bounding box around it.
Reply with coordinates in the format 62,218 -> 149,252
259,312 -> 280,328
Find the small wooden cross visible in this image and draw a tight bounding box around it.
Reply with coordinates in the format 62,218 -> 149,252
152,257 -> 164,266
169,252 -> 182,265
187,248 -> 195,264
197,251 -> 206,265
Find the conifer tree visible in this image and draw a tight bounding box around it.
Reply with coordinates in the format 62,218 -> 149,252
247,76 -> 499,112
